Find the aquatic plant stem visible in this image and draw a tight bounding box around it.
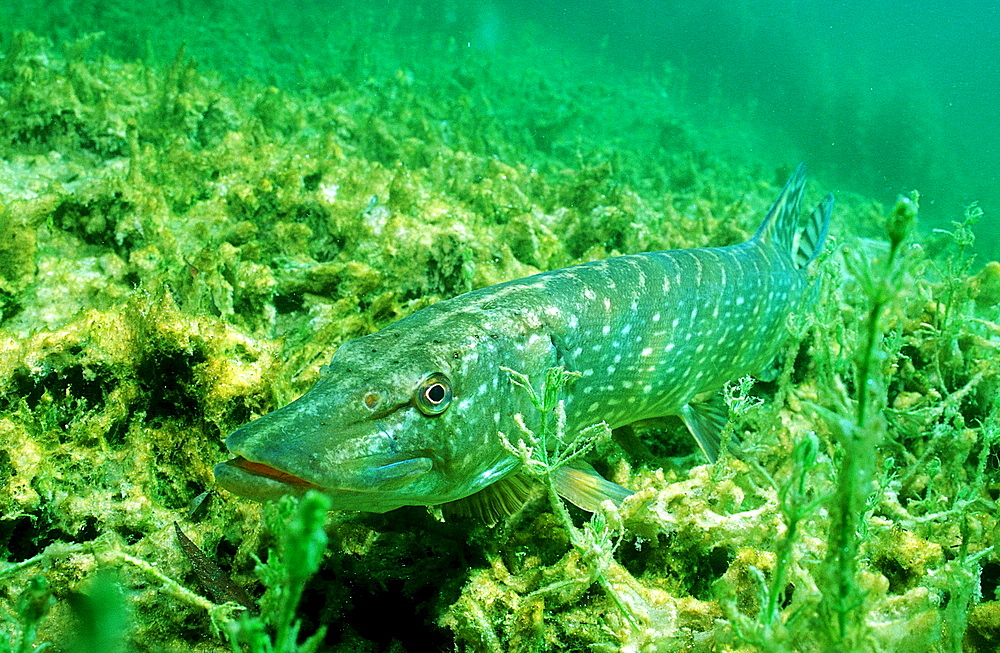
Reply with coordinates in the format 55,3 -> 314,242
820,193 -> 916,647
500,366 -> 643,633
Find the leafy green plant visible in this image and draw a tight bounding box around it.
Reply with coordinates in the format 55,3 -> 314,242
814,192 -> 919,648
224,492 -> 331,653
724,432 -> 831,652
0,542 -> 90,653
0,576 -> 53,653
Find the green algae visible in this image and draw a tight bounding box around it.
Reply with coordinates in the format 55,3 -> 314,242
0,26 -> 997,653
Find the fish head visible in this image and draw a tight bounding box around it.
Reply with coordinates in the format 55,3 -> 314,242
214,305 -> 552,512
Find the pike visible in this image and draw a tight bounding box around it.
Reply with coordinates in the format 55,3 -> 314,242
215,164 -> 833,520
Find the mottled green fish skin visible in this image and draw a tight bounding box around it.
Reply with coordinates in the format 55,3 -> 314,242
215,164 -> 833,514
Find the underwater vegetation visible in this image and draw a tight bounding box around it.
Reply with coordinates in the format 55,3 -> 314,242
0,26 -> 998,653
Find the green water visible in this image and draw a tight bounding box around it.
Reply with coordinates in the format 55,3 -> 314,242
2,0 -> 997,255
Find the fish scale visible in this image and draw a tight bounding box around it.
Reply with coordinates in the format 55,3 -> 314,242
215,164 -> 833,520
542,243 -> 801,432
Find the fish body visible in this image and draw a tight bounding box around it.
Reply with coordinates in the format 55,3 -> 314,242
215,164 -> 833,518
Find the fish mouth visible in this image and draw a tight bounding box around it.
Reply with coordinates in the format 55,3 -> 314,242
222,456 -> 321,487
214,456 -> 323,502
214,453 -> 435,505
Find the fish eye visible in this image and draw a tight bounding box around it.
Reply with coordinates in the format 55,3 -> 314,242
415,373 -> 452,416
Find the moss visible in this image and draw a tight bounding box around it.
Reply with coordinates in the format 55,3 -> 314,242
966,601 -> 1000,651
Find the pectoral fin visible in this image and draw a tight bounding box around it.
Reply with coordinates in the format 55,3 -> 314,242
551,460 -> 633,512
679,394 -> 730,463
441,472 -> 538,524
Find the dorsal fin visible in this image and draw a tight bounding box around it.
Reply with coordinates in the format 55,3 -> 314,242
754,163 -> 807,251
753,163 -> 833,269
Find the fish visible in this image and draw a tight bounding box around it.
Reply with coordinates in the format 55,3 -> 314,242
214,164 -> 833,521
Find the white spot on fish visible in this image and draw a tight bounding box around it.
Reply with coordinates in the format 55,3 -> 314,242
584,288 -> 597,300
641,347 -> 653,356
652,313 -> 661,322
621,323 -> 632,335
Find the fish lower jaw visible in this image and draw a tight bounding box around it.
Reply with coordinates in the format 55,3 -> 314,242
223,456 -> 319,487
213,456 -> 418,511
213,456 -> 322,502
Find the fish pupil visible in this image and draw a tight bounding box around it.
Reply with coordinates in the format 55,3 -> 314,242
425,384 -> 446,404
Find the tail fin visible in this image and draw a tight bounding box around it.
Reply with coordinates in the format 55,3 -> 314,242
754,163 -> 833,268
